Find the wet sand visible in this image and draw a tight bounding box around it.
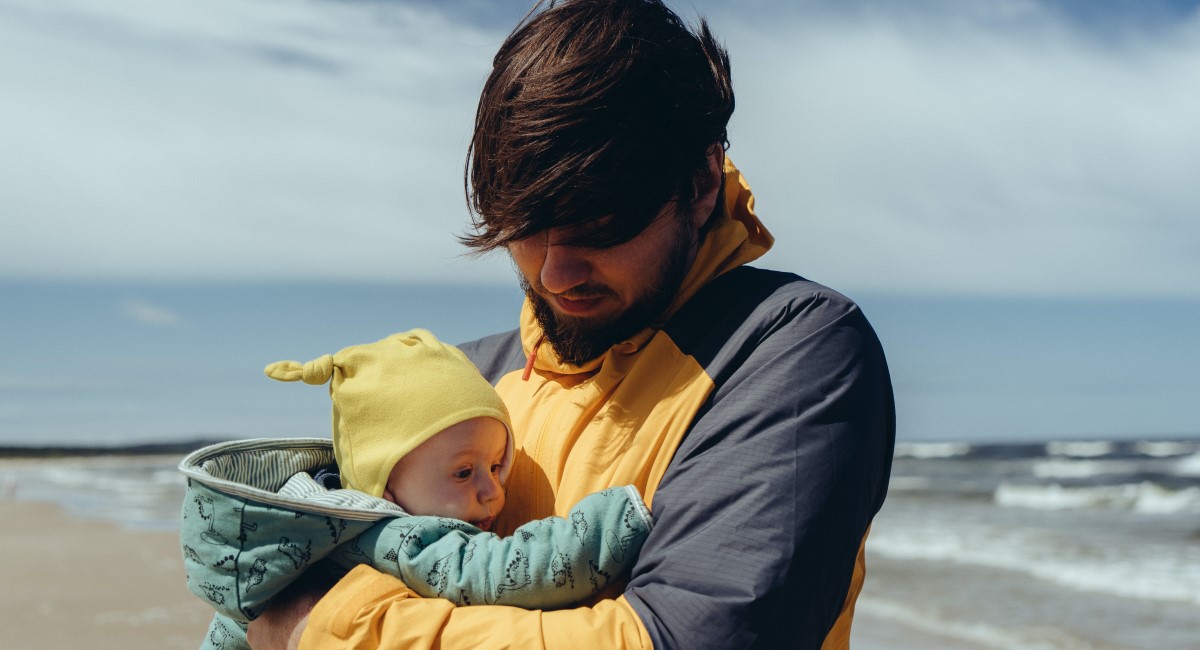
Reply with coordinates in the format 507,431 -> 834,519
0,461 -> 973,649
0,499 -> 212,649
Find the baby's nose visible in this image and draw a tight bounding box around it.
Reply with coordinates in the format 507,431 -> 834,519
479,476 -> 502,502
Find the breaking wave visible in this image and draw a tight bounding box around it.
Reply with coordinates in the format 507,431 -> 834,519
994,481 -> 1200,514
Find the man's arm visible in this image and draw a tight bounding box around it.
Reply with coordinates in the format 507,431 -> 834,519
247,563 -> 339,650
246,593 -> 313,650
626,283 -> 895,648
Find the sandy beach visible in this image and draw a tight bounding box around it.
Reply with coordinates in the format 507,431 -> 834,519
0,454 -> 1011,649
0,499 -> 212,649
0,498 -> 976,650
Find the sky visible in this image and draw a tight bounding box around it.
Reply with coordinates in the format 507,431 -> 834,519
3,0 -> 1198,297
1,0 -> 1198,445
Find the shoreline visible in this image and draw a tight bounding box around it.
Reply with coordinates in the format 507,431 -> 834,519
0,438 -> 226,459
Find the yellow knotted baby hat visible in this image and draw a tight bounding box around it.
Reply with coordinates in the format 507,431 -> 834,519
264,329 -> 513,498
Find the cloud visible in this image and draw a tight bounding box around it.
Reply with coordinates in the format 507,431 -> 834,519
120,298 -> 182,326
2,0 -> 1199,297
0,0 -> 511,283
712,0 -> 1200,297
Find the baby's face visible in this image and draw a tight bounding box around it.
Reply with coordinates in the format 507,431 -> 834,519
383,416 -> 508,531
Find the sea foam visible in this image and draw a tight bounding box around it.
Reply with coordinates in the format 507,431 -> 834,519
868,520 -> 1200,608
894,442 -> 971,459
1030,458 -> 1138,479
994,481 -> 1200,514
1134,441 -> 1195,457
1175,452 -> 1200,477
1045,441 -> 1114,457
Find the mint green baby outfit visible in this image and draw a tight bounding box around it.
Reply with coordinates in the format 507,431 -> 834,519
179,438 -> 652,650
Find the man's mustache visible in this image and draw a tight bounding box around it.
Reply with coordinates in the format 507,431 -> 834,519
530,282 -> 619,303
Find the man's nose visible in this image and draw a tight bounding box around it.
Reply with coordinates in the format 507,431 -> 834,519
539,241 -> 590,295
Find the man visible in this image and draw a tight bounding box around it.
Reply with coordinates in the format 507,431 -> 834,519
249,1 -> 894,648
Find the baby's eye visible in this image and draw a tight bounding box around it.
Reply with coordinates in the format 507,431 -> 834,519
455,468 -> 472,480
490,464 -> 502,475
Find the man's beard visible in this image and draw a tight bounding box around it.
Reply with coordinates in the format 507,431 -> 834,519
520,225 -> 694,366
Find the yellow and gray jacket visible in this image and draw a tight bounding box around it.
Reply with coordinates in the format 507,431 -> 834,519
299,160 -> 896,649
179,438 -> 652,650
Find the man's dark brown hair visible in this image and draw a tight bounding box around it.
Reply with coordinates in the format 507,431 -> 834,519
463,0 -> 734,251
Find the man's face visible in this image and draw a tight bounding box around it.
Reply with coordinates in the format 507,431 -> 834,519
508,205 -> 698,365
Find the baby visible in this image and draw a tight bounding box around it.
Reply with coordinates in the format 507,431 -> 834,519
180,330 -> 651,650
265,328 -> 516,532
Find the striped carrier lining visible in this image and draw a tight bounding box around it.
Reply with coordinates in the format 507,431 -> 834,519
178,438 -> 407,522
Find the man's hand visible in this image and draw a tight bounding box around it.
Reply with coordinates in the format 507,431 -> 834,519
247,569 -> 336,650
246,599 -> 312,650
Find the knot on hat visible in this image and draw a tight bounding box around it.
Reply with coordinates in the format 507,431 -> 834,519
264,354 -> 336,385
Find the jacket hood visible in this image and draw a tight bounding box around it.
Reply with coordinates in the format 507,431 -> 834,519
519,157 -> 774,375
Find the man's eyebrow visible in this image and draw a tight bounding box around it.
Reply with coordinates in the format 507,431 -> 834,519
556,220 -> 646,249
548,216 -> 614,242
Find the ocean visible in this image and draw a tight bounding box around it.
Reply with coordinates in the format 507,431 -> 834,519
3,281 -> 1198,447
3,438 -> 1198,649
863,439 -> 1200,649
3,281 -> 1199,647
0,281 -> 528,447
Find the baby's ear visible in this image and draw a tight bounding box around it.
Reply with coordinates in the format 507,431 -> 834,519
264,354 -> 335,385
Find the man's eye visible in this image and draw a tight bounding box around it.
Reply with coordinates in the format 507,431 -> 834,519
455,469 -> 472,480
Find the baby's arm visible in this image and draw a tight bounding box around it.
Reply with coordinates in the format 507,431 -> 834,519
329,485 -> 652,609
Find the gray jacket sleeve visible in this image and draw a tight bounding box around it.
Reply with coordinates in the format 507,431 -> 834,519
624,270 -> 896,649
330,485 -> 653,609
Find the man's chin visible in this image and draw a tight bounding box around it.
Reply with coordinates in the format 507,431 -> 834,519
529,294 -> 626,365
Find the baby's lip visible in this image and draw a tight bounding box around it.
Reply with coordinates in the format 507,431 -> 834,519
472,517 -> 494,531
